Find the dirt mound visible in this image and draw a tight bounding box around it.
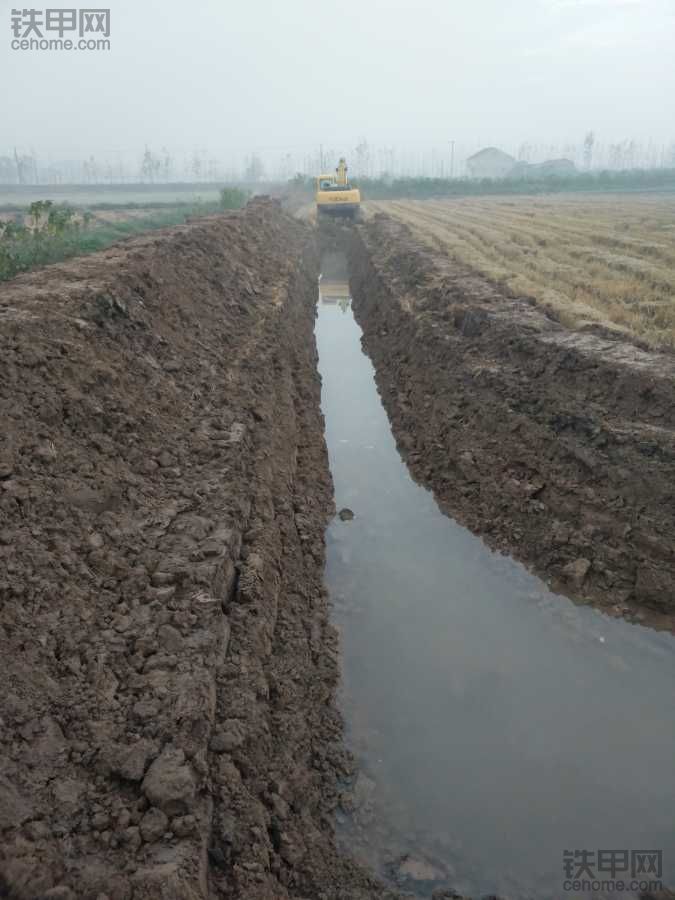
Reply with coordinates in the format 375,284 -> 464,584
349,214 -> 675,626
0,201 -> 399,899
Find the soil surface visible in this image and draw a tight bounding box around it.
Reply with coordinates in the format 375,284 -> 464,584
0,201 -> 400,900
349,214 -> 675,627
5,197 -> 669,900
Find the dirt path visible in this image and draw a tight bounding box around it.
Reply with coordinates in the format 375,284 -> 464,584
348,213 -> 675,627
0,201 -> 399,899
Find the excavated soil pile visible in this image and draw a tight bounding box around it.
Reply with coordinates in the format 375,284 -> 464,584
0,201 -> 397,900
349,214 -> 675,622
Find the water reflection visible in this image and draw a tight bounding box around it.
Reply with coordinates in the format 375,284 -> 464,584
316,252 -> 675,900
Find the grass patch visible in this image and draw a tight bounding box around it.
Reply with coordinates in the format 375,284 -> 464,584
0,200 -> 227,282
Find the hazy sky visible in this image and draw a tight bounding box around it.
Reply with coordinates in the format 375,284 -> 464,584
2,0 -> 674,162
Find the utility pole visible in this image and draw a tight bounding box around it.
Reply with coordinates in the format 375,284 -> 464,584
449,140 -> 455,178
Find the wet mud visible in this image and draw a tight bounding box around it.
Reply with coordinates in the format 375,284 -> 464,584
0,201 -> 398,900
348,214 -> 675,625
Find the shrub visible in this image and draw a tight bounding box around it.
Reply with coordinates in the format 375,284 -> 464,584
219,187 -> 248,210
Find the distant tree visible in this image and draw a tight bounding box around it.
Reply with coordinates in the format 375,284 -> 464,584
44,165 -> 64,184
161,147 -> 173,182
518,142 -> 533,162
14,148 -> 37,184
0,156 -> 17,184
140,146 -> 161,183
609,142 -> 623,170
279,153 -> 293,180
609,139 -> 638,171
244,153 -> 265,182
625,139 -> 638,169
191,151 -> 203,181
83,155 -> 99,183
354,139 -> 369,177
583,132 -> 595,170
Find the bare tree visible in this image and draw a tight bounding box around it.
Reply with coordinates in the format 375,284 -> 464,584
609,142 -> 624,170
191,150 -> 203,182
583,131 -> 595,170
354,139 -> 369,177
0,156 -> 17,184
518,142 -> 533,162
140,146 -> 161,183
14,148 -> 35,184
161,147 -> 173,183
279,152 -> 293,180
83,154 -> 99,183
244,153 -> 265,182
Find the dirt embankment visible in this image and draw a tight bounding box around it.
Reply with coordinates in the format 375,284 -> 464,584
0,201 -> 397,900
349,214 -> 675,624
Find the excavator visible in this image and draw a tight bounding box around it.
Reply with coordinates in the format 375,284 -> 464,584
315,157 -> 361,221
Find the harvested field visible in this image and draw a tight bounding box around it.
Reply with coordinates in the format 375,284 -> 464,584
369,193 -> 675,349
348,212 -> 675,624
0,201 -> 399,900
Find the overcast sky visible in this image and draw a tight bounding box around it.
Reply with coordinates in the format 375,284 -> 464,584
2,0 -> 674,164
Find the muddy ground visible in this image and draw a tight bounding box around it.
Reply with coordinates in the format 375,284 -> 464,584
348,213 -> 675,626
0,200 -> 402,900
2,198 -> 672,900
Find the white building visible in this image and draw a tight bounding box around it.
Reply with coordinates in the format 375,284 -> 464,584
466,147 -> 517,179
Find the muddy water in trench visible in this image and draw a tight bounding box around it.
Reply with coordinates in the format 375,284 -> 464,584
316,253 -> 675,899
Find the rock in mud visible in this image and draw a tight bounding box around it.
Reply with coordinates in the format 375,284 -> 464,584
392,852 -> 449,885
141,746 -> 196,815
139,806 -> 169,843
562,557 -> 592,588
209,719 -> 246,753
103,739 -> 157,782
339,507 -> 355,521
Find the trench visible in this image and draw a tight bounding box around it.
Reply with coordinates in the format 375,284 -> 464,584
316,250 -> 675,900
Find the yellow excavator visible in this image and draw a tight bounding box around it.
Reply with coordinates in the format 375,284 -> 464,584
315,157 -> 361,221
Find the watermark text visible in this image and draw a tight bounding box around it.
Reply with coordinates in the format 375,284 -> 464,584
563,848 -> 663,893
10,8 -> 111,50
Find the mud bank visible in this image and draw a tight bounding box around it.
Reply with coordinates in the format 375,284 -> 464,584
0,201 -> 397,899
349,214 -> 675,623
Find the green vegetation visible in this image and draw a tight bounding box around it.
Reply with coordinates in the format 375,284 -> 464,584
356,168 -> 675,201
219,186 -> 249,209
0,184 -> 227,211
0,200 -> 223,282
